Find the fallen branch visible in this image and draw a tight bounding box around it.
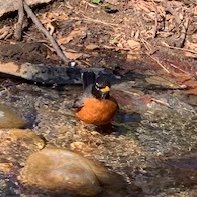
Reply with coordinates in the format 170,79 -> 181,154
23,0 -> 69,64
14,0 -> 25,41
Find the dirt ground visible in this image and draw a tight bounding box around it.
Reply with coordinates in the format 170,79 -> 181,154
0,0 -> 196,92
0,0 -> 196,71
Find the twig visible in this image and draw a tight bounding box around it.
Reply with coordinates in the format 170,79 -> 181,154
147,54 -> 170,73
14,0 -> 24,41
23,0 -> 69,64
71,15 -> 118,27
178,16 -> 189,48
151,0 -> 158,38
140,38 -> 156,55
0,26 -> 10,40
169,63 -> 191,75
151,98 -> 172,108
160,42 -> 197,54
140,38 -> 152,52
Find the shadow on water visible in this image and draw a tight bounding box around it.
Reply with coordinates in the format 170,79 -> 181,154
0,44 -> 196,197
94,111 -> 142,136
138,155 -> 197,195
113,111 -> 142,136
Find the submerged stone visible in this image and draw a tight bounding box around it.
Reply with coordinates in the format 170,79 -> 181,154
0,103 -> 26,128
20,148 -> 121,196
0,129 -> 45,165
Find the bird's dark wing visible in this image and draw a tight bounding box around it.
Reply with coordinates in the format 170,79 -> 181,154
72,95 -> 84,111
81,71 -> 96,91
72,71 -> 96,111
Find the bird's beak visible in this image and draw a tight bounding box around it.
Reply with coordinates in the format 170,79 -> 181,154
100,86 -> 110,99
100,86 -> 110,93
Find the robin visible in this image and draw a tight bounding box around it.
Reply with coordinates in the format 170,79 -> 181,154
73,71 -> 118,125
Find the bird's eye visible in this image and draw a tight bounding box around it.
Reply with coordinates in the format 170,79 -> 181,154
95,83 -> 100,90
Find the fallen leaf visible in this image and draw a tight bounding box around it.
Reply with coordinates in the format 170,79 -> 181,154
85,43 -> 100,50
64,50 -> 83,60
105,0 -> 118,5
183,87 -> 197,95
117,42 -> 124,48
184,44 -> 197,58
185,41 -> 197,52
184,52 -> 197,58
127,39 -> 141,50
58,27 -> 87,45
135,2 -> 152,13
191,33 -> 197,42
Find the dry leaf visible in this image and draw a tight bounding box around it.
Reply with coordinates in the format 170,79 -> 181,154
117,42 -> 123,48
105,0 -> 118,5
58,27 -> 87,45
127,39 -> 141,50
127,54 -> 139,61
184,52 -> 197,58
183,88 -> 197,95
64,50 -> 83,60
85,43 -> 100,50
184,40 -> 197,58
185,41 -> 197,52
191,33 -> 197,43
136,2 -> 152,13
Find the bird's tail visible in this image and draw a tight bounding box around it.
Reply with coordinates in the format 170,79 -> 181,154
81,71 -> 96,90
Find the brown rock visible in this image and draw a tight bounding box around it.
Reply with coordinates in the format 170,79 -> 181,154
0,103 -> 26,129
0,162 -> 13,174
20,148 -> 120,196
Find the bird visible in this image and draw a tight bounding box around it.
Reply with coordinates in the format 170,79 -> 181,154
73,71 -> 118,125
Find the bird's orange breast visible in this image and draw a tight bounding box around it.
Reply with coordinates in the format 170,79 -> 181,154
75,97 -> 118,125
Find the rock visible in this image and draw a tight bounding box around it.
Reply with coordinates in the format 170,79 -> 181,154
0,0 -> 53,18
0,103 -> 26,129
20,148 -> 121,196
0,129 -> 45,165
0,162 -> 13,174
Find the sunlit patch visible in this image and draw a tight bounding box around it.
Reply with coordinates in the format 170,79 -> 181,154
0,111 -> 4,118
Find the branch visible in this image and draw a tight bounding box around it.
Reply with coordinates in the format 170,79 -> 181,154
23,0 -> 69,64
14,0 -> 25,41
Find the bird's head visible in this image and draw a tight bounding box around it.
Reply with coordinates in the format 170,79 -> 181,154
92,76 -> 111,99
